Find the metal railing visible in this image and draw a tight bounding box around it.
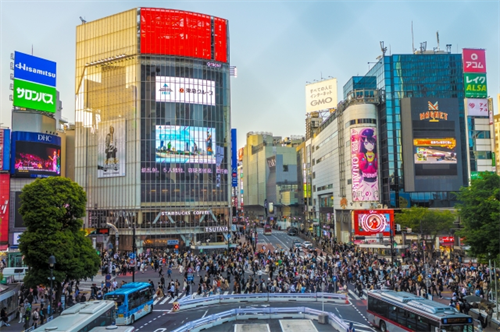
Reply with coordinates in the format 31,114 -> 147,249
175,292 -> 347,310
171,306 -> 349,332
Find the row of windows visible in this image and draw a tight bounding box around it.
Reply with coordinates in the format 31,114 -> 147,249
470,130 -> 491,139
313,131 -> 337,152
316,184 -> 333,192
345,118 -> 377,128
128,287 -> 154,310
315,150 -> 334,165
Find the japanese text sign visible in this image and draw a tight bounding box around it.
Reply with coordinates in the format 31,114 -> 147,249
462,49 -> 486,73
464,73 -> 487,99
305,78 -> 338,113
466,98 -> 488,117
13,79 -> 56,113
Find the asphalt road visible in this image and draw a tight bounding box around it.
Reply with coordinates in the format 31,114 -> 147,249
110,229 -> 375,332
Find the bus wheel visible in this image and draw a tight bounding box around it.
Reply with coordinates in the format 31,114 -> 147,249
380,320 -> 387,332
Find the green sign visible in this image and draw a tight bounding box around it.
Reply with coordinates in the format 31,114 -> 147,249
13,79 -> 56,113
470,171 -> 481,180
464,73 -> 487,98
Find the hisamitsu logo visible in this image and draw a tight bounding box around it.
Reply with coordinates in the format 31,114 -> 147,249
14,51 -> 57,87
15,62 -> 56,79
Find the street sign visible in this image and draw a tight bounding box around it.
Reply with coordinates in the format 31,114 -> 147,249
128,253 -> 136,259
187,273 -> 194,282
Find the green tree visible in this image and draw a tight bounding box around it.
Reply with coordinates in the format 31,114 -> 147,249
395,206 -> 456,251
456,172 -> 500,262
18,177 -> 100,302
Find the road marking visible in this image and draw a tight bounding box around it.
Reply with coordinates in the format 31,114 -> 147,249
153,298 -> 161,305
348,289 -> 361,300
202,310 -> 208,318
160,297 -> 169,304
224,291 -> 229,295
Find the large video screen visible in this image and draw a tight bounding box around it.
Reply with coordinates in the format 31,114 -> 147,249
413,138 -> 457,164
350,127 -> 379,202
155,125 -> 216,164
353,209 -> 394,236
14,141 -> 60,177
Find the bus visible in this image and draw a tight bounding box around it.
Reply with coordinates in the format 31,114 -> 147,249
367,290 -> 474,332
33,301 -> 116,332
90,326 -> 136,332
104,282 -> 154,325
263,225 -> 272,235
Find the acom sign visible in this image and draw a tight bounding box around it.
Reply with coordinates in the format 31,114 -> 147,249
305,78 -> 338,113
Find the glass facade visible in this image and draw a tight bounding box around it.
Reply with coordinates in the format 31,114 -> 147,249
75,8 -> 231,251
355,54 -> 466,208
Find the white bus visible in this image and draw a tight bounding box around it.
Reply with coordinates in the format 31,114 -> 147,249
367,290 -> 474,332
33,301 -> 116,332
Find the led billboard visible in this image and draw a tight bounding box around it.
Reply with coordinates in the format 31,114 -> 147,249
464,73 -> 487,99
11,132 -> 61,178
156,76 -> 215,106
353,209 -> 394,236
462,49 -> 486,73
305,78 -> 338,113
401,98 -> 464,192
14,51 -> 57,87
156,125 -> 216,164
466,98 -> 489,117
140,8 -> 228,63
350,127 -> 379,202
13,79 -> 57,113
414,138 -> 457,165
0,174 -> 9,243
97,120 -> 126,178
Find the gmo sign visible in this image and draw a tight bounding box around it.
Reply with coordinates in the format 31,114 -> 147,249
310,97 -> 333,106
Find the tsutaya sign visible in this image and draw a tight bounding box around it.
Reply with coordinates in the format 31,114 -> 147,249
161,210 -> 210,216
205,226 -> 228,233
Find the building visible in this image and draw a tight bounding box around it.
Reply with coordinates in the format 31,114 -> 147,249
75,8 -> 231,252
242,132 -> 303,225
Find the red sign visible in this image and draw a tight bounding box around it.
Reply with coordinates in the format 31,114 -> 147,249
462,49 -> 486,73
0,174 -> 9,243
353,210 -> 394,236
140,8 -> 228,63
439,236 -> 454,245
96,228 -> 110,235
0,130 -> 4,170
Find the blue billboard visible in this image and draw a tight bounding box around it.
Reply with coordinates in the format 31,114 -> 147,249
14,51 -> 57,87
0,129 -> 10,171
231,128 -> 237,187
11,132 -> 61,178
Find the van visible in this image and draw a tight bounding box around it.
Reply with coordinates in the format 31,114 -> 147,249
2,267 -> 28,282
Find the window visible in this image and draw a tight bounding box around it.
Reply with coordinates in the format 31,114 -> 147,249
283,165 -> 288,172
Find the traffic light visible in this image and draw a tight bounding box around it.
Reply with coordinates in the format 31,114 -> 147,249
174,245 -> 179,249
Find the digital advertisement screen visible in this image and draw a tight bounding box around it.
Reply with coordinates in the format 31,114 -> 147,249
97,119 -> 126,178
156,76 -> 215,106
413,138 -> 457,164
350,127 -> 379,202
156,125 -> 216,164
353,209 -> 394,236
14,141 -> 60,177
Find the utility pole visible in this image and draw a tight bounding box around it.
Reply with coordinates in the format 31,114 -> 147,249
132,220 -> 136,283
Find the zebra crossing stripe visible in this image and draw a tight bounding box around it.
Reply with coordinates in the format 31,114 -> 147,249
224,291 -> 229,295
348,289 -> 361,300
159,297 -> 169,305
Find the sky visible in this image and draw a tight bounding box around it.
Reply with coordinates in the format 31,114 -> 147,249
0,0 -> 498,148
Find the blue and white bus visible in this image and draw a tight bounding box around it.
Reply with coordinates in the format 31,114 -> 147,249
104,282 -> 154,325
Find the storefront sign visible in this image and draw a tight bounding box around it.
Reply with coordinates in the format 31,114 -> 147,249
205,226 -> 228,233
439,236 -> 454,245
161,210 -> 211,216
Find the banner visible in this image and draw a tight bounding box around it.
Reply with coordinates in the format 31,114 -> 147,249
466,98 -> 488,117
0,174 -> 10,243
97,120 -> 126,178
462,49 -> 486,73
13,79 -> 57,113
351,127 -> 379,201
14,51 -> 57,87
156,76 -> 215,106
231,128 -> 237,187
464,73 -> 487,99
305,78 -> 338,113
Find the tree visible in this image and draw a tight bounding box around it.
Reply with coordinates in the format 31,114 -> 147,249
18,177 -> 100,302
456,172 -> 500,262
395,206 -> 456,251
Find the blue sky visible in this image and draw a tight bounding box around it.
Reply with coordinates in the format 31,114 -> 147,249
1,0 -> 498,148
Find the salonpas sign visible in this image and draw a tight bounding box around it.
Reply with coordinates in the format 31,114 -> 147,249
13,79 -> 56,113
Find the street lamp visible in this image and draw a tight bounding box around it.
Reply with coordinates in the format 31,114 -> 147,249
48,255 -> 56,315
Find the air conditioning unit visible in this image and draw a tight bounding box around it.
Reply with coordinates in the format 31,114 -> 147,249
377,204 -> 383,209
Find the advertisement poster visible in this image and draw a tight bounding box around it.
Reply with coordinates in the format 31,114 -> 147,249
413,138 -> 457,164
351,127 -> 379,201
353,209 -> 394,236
0,174 -> 9,243
14,51 -> 57,87
305,78 -> 338,113
156,76 -> 215,106
13,79 -> 57,113
97,120 -> 126,178
462,49 -> 486,73
11,132 -> 61,178
466,98 -> 488,117
156,125 -> 216,164
464,73 -> 487,99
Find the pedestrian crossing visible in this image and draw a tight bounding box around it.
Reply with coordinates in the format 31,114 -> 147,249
348,289 -> 368,301
152,290 -> 239,306
343,320 -> 376,332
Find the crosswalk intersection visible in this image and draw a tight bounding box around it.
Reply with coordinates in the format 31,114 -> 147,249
347,289 -> 368,301
152,290 -> 237,306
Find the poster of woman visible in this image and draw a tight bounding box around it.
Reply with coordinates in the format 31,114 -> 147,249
350,127 -> 379,201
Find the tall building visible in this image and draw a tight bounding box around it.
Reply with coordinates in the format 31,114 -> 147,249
75,8 -> 231,252
242,132 -> 303,223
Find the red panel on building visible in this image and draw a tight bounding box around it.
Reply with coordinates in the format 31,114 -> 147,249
353,209 -> 394,237
214,17 -> 228,63
0,174 -> 10,243
141,8 -> 220,61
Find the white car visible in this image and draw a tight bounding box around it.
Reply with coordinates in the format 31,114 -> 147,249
302,241 -> 313,249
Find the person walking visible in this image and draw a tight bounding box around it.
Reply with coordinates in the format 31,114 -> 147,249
18,302 -> 25,324
32,308 -> 40,328
1,307 -> 10,327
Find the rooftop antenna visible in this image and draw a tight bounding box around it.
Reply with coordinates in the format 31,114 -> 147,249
411,21 -> 415,53
436,31 -> 440,51
379,41 -> 387,56
79,16 -> 87,24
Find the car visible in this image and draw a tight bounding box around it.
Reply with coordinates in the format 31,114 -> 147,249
287,229 -> 298,236
302,241 -> 313,249
293,242 -> 303,251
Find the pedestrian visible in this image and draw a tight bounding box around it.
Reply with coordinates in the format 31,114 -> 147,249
18,302 -> 25,324
1,307 -> 10,327
32,308 -> 40,328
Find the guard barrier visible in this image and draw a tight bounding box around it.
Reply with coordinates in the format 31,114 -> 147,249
171,306 -> 349,332
176,292 -> 347,311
